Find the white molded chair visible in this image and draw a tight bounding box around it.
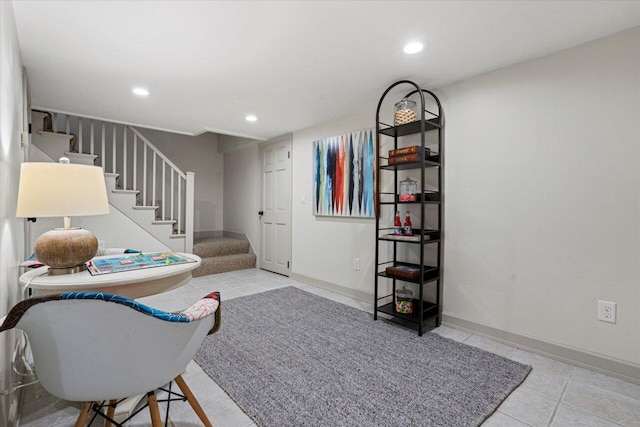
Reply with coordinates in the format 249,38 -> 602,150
0,290 -> 221,426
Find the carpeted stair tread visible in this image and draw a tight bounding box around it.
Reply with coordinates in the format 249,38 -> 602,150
193,237 -> 250,258
193,253 -> 256,277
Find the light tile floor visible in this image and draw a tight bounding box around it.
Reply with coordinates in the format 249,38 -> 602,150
19,268 -> 640,427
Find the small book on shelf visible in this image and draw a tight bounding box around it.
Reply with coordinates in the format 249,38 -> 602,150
387,146 -> 431,165
388,153 -> 424,165
388,146 -> 430,157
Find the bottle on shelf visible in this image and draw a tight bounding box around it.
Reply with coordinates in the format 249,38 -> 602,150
403,211 -> 412,236
394,211 -> 402,235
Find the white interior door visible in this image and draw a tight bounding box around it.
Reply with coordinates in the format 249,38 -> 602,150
259,136 -> 291,276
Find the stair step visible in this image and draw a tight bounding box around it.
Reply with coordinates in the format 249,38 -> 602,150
64,152 -> 98,165
193,237 -> 250,258
38,130 -> 74,141
152,220 -> 176,225
171,233 -> 186,238
112,189 -> 140,194
133,206 -> 159,210
104,172 -> 119,178
192,253 -> 256,277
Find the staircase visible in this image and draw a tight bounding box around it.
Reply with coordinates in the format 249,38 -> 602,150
192,237 -> 256,277
30,110 -> 194,253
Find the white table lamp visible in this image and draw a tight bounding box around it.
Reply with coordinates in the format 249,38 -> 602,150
16,159 -> 110,275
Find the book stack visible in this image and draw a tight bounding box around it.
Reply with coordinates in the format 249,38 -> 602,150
387,146 -> 430,166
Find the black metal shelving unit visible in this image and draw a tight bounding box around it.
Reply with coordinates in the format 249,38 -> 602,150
374,80 -> 444,336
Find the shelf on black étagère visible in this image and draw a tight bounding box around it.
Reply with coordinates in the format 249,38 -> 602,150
380,155 -> 441,170
377,300 -> 439,324
377,262 -> 439,284
378,191 -> 440,204
379,200 -> 440,205
378,117 -> 441,137
378,229 -> 440,244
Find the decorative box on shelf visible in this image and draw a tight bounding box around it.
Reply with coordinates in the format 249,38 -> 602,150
383,262 -> 440,283
386,264 -> 422,281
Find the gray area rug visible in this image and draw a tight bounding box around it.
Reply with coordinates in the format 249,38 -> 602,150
195,287 -> 530,427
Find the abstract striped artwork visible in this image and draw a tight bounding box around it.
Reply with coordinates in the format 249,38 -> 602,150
313,129 -> 375,217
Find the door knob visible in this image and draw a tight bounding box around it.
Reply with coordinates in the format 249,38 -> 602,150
258,211 -> 264,216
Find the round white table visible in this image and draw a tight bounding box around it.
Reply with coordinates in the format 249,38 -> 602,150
19,252 -> 201,299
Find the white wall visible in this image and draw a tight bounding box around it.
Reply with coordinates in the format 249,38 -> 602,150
0,0 -> 26,423
291,109 -> 378,295
282,27 -> 640,369
439,27 -> 640,367
223,144 -> 260,251
218,134 -> 260,154
137,129 -> 223,234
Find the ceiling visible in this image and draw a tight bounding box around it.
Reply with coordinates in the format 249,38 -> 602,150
12,1 -> 640,140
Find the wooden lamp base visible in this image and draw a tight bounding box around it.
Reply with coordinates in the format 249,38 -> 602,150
34,228 -> 98,275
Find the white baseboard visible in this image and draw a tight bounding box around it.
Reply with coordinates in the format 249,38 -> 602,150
289,273 -> 371,303
443,314 -> 640,385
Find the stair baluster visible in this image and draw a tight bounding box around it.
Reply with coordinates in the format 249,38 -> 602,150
90,119 -> 95,155
123,126 -> 127,190
78,117 -> 83,153
162,160 -> 166,220
101,122 -> 106,169
112,123 -> 116,174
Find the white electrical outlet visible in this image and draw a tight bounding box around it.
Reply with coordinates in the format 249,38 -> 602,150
598,300 -> 616,324
353,258 -> 360,271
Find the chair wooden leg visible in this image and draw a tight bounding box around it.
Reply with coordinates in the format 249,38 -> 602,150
75,402 -> 93,427
147,391 -> 163,427
174,375 -> 213,427
104,399 -> 117,427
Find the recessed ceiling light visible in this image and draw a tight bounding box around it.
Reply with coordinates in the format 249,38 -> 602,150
245,115 -> 257,122
403,42 -> 423,54
132,88 -> 149,96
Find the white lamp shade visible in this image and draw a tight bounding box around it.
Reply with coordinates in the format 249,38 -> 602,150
16,162 -> 110,218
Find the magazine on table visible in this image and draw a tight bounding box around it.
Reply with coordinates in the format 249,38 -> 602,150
86,252 -> 196,275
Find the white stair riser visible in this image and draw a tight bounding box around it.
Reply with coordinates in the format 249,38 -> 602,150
107,175 -> 185,251
34,131 -> 74,163
32,111 -> 49,133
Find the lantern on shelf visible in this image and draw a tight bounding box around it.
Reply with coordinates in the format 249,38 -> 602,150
399,177 -> 417,202
394,98 -> 417,125
395,286 -> 414,314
